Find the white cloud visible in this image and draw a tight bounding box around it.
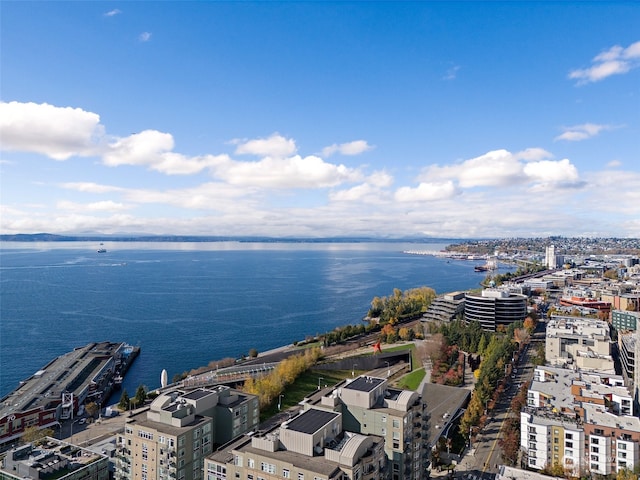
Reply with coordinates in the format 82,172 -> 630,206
233,133 -> 297,158
418,148 -> 581,191
555,123 -> 615,142
329,183 -> 383,203
210,154 -> 362,189
328,172 -> 392,203
366,170 -> 393,188
61,182 -> 124,193
394,181 -> 459,202
139,32 -> 152,42
321,140 -> 373,157
104,130 -> 228,175
443,65 -> 461,80
104,9 -> 121,17
57,200 -> 130,212
606,159 -> 622,168
569,40 -> 640,84
523,158 -> 581,188
0,101 -> 104,160
421,149 -> 525,188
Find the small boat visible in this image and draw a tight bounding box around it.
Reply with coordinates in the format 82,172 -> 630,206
474,265 -> 489,272
97,248 -> 107,253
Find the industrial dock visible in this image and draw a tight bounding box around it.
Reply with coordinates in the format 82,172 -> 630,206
0,342 -> 138,448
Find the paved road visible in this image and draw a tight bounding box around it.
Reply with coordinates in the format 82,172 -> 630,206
437,337 -> 540,480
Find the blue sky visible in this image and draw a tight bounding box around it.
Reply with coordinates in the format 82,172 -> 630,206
1,2 -> 638,239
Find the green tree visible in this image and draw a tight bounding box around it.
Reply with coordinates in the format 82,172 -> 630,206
134,385 -> 147,407
118,389 -> 130,410
248,348 -> 258,358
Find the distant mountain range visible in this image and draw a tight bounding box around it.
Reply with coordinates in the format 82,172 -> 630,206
0,233 -> 461,244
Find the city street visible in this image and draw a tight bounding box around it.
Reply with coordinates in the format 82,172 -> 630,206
434,334 -> 541,480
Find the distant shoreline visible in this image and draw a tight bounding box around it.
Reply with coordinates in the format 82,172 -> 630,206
0,233 -> 461,244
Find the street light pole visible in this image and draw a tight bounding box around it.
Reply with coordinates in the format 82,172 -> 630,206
352,363 -> 357,377
318,377 -> 324,390
385,361 -> 390,378
278,394 -> 284,411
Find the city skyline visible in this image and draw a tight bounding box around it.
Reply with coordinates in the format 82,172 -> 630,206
1,2 -> 639,239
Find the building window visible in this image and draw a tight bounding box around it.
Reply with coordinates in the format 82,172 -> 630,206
565,433 -> 573,440
247,459 -> 254,468
566,442 -> 573,448
260,463 -> 275,474
297,474 -> 304,480
393,419 -> 400,428
591,446 -> 599,453
283,469 -> 290,478
592,438 -> 599,444
619,443 -> 627,450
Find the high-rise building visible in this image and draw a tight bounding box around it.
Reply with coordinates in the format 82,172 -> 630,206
546,245 -> 557,269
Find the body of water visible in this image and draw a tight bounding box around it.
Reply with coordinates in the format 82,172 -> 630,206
0,241 -> 499,402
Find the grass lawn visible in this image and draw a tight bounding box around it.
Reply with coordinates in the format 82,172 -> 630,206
396,368 -> 425,390
260,369 -> 356,421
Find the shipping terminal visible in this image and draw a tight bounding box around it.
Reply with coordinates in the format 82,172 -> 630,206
0,342 -> 138,449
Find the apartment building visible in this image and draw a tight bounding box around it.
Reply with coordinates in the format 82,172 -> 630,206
421,292 -> 465,323
205,407 -> 386,480
612,310 -> 640,333
545,316 -> 614,371
520,408 -> 584,475
115,386 -> 258,480
295,375 -> 428,480
583,403 -> 640,476
1,437 -> 109,480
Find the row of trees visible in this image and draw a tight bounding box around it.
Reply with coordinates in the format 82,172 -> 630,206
118,384 -> 149,411
459,322 -> 522,442
243,347 -> 322,408
368,286 -> 436,325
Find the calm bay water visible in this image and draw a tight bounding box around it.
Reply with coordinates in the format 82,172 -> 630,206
0,241 -> 495,402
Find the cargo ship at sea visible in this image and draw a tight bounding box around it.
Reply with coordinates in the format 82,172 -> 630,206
0,341 -> 139,448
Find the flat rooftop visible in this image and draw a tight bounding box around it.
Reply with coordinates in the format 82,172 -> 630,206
286,409 -> 339,435
343,376 -> 385,393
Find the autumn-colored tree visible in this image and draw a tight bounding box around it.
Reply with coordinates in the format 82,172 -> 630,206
523,317 -> 536,332
21,426 -> 53,444
398,327 -> 415,341
85,401 -> 99,418
514,328 -> 530,346
616,468 -> 639,480
243,347 -> 322,408
423,333 -> 445,363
